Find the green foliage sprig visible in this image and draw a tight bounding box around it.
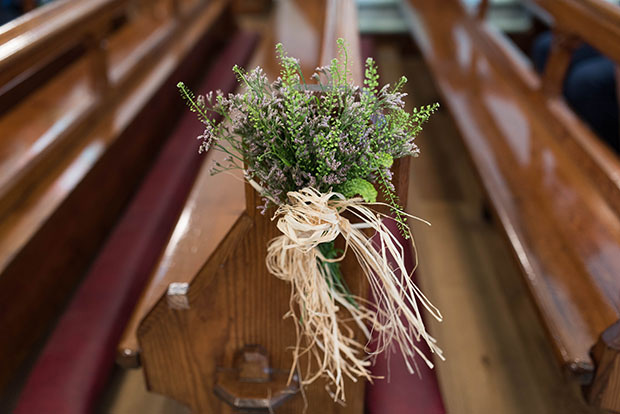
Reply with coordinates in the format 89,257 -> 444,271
178,40 -> 438,238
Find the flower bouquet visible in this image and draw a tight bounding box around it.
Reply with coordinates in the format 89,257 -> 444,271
177,39 -> 443,402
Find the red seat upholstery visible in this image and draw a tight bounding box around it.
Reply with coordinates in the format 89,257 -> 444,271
360,35 -> 445,413
14,31 -> 259,414
366,219 -> 446,414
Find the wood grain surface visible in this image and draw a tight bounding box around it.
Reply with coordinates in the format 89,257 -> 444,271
404,0 -> 620,411
138,204 -> 367,413
130,1 -> 380,412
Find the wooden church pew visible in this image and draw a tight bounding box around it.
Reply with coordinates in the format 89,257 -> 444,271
13,29 -> 259,414
0,0 -> 234,395
134,5 -> 366,413
115,0 -> 360,369
115,0 -> 389,372
402,0 -> 620,411
115,1 -> 444,413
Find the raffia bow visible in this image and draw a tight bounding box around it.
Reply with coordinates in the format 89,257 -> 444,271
265,187 -> 444,402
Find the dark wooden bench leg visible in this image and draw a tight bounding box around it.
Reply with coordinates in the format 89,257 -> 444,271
588,320 -> 620,413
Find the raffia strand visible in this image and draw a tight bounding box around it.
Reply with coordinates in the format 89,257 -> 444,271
265,187 -> 444,403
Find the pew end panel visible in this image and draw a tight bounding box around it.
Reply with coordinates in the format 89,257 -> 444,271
137,195 -> 368,413
135,141 -> 410,412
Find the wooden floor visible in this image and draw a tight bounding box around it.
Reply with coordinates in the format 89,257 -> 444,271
99,39 -> 605,414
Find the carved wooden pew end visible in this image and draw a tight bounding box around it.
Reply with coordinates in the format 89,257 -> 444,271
214,345 -> 299,412
138,191 -> 367,413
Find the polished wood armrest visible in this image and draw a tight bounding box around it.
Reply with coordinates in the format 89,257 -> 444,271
117,150 -> 245,366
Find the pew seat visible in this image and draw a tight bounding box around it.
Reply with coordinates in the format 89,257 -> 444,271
402,0 -> 620,411
12,30 -> 259,414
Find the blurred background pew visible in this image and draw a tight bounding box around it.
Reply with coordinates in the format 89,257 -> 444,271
0,0 -> 253,409
402,0 -> 620,412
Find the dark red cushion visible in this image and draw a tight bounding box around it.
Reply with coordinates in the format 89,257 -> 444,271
366,219 -> 446,414
360,35 -> 444,413
14,31 -> 259,414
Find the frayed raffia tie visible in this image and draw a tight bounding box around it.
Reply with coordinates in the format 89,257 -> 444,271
265,187 -> 444,402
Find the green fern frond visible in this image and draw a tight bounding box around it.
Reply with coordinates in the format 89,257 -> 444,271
177,82 -> 208,121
